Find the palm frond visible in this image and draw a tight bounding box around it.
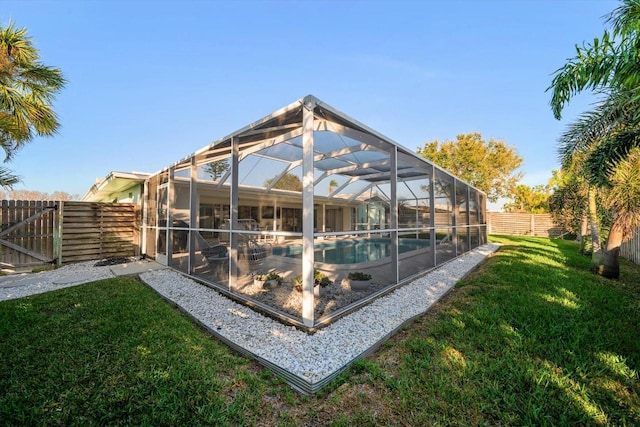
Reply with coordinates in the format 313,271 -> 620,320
557,89 -> 638,165
603,147 -> 640,235
548,32 -> 618,119
585,128 -> 640,187
0,165 -> 20,189
607,0 -> 640,37
550,0 -> 640,119
0,22 -> 65,156
0,23 -> 38,64
18,65 -> 66,90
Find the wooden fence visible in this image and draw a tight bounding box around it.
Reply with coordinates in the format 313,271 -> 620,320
60,201 -> 140,264
487,212 -> 565,238
621,227 -> 640,265
0,200 -> 140,270
0,200 -> 58,269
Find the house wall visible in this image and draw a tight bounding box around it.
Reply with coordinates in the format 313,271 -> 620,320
171,184 -> 191,224
108,184 -> 143,204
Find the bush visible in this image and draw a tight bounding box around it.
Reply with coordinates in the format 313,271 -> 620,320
254,271 -> 282,283
348,272 -> 372,281
292,270 -> 333,291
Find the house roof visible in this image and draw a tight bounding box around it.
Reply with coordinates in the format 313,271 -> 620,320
81,171 -> 151,202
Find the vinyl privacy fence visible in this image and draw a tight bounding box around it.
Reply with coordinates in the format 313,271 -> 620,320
621,227 -> 640,265
486,213 -> 565,238
487,212 -> 640,266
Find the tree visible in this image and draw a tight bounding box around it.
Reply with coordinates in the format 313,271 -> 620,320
416,133 -> 523,203
547,162 -> 610,267
204,160 -> 229,181
264,173 -> 303,192
549,0 -> 640,278
0,23 -> 66,188
548,167 -> 588,244
328,179 -> 338,194
503,184 -> 550,213
599,147 -> 640,276
49,191 -> 76,201
550,180 -> 584,231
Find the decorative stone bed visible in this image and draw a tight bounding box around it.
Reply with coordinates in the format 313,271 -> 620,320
140,243 -> 499,394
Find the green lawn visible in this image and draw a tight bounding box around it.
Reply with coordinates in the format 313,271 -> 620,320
1,236 -> 638,426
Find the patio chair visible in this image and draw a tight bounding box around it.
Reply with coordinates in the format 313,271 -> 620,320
238,240 -> 270,269
202,243 -> 228,260
194,231 -> 228,261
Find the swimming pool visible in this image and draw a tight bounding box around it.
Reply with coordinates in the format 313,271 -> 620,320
272,238 -> 430,264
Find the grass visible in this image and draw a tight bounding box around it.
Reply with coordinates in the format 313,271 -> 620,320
1,235 -> 638,426
0,277 -> 290,426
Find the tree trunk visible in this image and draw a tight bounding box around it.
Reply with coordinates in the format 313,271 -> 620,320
602,220 -> 623,279
588,187 -> 603,274
579,214 -> 588,254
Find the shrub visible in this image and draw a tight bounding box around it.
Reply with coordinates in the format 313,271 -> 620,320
348,272 -> 372,281
292,270 -> 333,291
254,271 -> 282,283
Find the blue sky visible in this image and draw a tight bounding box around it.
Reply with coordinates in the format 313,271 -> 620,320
2,0 -> 619,205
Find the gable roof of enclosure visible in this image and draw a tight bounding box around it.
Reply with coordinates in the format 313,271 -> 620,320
161,94 -> 484,198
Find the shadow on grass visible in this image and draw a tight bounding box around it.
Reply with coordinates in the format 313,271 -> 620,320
0,277 -> 293,426
328,235 -> 639,426
1,237 -> 638,426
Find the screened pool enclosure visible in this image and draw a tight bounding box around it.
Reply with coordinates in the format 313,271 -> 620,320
142,95 -> 487,329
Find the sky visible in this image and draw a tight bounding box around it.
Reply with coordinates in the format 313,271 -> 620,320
1,0 -> 620,207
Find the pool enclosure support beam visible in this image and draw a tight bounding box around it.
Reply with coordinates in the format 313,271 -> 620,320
302,101 -> 316,327
466,185 -> 471,250
229,137 -> 239,291
390,146 -> 399,284
453,179 -> 458,258
141,179 -> 149,261
430,164 -> 436,266
167,167 -> 175,264
188,156 -> 198,275
321,204 -> 326,232
265,160 -> 298,192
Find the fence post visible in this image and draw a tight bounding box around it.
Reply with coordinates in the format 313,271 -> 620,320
530,214 -> 535,236
54,201 -> 63,266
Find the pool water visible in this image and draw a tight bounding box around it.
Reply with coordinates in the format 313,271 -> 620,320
272,238 -> 430,264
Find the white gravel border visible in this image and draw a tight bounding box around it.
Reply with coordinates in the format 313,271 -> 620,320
139,243 -> 499,387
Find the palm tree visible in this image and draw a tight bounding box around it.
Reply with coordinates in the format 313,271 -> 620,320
555,91 -> 639,278
587,185 -> 605,273
548,157 -> 608,272
599,148 -> 640,277
328,179 -> 338,194
0,22 -> 66,188
549,0 -> 640,278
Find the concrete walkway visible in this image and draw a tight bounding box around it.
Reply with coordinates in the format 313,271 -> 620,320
108,260 -> 167,276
